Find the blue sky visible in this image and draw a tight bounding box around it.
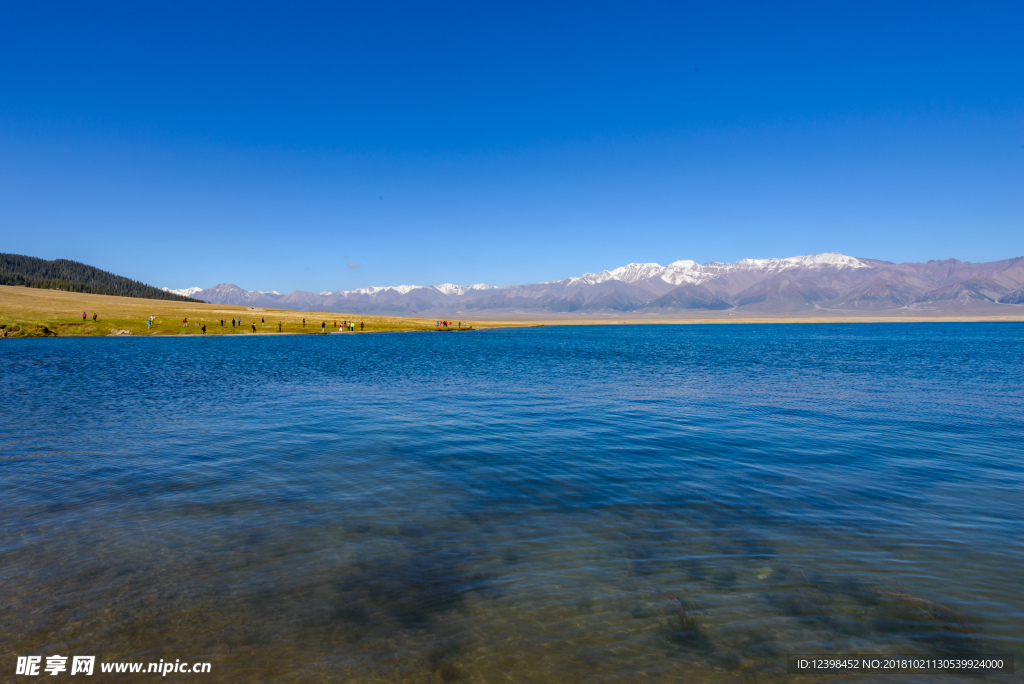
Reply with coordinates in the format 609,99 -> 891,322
1,1 -> 1021,292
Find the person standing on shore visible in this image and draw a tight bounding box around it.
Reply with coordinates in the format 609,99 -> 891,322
302,318 -> 306,329
321,321 -> 325,333
202,324 -> 206,334
278,322 -> 282,332
262,317 -> 265,325
252,322 -> 256,333
82,312 -> 87,322
183,317 -> 188,327
360,322 -> 364,331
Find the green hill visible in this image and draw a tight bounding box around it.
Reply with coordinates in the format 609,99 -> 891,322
0,253 -> 200,302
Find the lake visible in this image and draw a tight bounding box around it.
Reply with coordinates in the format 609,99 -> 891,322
2,324 -> 1022,682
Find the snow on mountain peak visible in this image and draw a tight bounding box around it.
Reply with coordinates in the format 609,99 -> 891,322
570,262 -> 665,285
433,283 -> 496,296
569,253 -> 867,286
729,252 -> 866,272
340,284 -> 422,296
786,252 -> 868,269
329,283 -> 496,296
667,260 -> 699,270
161,286 -> 203,297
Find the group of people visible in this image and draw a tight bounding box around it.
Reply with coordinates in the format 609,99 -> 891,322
152,315 -> 370,334
336,320 -> 362,332
436,320 -> 462,329
81,312 -> 96,322
230,317 -> 256,333
178,318 -> 207,333
302,318 -> 362,332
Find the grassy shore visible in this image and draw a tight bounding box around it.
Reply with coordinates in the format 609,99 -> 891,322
0,285 -> 497,338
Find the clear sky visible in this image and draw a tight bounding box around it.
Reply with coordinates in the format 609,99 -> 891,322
1,2 -> 1021,292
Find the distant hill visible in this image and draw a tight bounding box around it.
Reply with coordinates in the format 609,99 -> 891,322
177,252 -> 1024,316
0,254 -> 201,302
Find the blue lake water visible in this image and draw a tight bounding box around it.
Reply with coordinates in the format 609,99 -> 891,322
2,324 -> 1022,682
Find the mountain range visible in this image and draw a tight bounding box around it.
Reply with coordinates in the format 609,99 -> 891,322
166,253 -> 1024,316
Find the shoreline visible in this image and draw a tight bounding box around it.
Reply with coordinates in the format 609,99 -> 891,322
5,317 -> 1021,340
472,315 -> 1024,325
2,284 -> 1021,339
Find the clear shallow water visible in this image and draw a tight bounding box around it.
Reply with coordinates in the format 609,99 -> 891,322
2,324 -> 1022,683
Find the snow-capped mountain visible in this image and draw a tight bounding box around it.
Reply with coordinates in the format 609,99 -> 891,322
565,253 -> 868,287
172,252 -> 1024,315
161,286 -> 204,297
431,283 -> 495,296
316,283 -> 495,296
336,285 -> 421,296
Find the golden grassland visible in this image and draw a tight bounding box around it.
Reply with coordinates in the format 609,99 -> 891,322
0,285 -> 502,338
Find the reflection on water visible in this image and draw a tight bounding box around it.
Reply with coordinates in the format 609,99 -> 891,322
2,324 -> 1022,681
